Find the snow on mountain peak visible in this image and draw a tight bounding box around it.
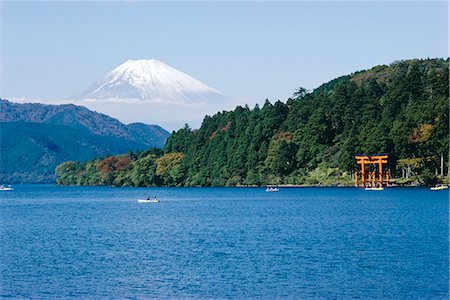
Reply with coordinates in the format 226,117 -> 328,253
73,59 -> 226,104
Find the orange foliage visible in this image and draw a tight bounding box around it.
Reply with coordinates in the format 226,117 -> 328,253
272,132 -> 293,141
221,121 -> 231,132
97,156 -> 131,174
115,157 -> 131,170
210,131 -> 218,140
210,122 -> 232,140
408,124 -> 433,143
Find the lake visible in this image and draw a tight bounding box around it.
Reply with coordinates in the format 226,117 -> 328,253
0,185 -> 448,299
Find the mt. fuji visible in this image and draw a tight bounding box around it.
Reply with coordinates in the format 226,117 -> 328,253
73,59 -> 227,104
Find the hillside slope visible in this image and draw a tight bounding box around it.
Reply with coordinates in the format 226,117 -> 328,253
163,58 -> 449,185
0,99 -> 169,147
126,123 -> 169,148
0,100 -> 170,182
0,122 -> 152,183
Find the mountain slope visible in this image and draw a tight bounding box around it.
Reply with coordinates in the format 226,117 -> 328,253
0,122 -> 150,183
0,99 -> 169,147
126,123 -> 170,148
0,99 -> 170,182
72,59 -> 227,104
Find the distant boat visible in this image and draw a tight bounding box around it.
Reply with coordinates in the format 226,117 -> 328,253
0,185 -> 13,191
364,187 -> 384,191
266,187 -> 280,192
138,198 -> 160,203
430,185 -> 448,191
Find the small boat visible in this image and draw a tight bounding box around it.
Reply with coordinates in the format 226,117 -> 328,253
266,187 -> 280,192
430,185 -> 448,191
0,185 -> 13,191
364,187 -> 384,191
138,198 -> 160,203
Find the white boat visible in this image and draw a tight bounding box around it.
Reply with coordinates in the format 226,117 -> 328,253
138,198 -> 160,203
364,187 -> 384,191
0,185 -> 13,191
430,185 -> 448,191
265,187 -> 280,192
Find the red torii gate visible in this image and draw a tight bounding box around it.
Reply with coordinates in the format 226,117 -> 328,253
354,154 -> 389,187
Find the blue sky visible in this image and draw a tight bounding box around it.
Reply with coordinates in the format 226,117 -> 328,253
2,1 -> 448,104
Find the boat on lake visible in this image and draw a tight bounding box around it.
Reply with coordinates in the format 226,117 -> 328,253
266,187 -> 280,192
138,198 -> 160,203
0,185 -> 13,191
430,185 -> 448,191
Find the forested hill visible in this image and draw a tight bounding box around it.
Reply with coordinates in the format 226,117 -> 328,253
1,99 -> 169,183
56,58 -> 449,186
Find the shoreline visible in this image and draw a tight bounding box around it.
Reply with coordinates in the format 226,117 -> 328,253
8,182 -> 445,188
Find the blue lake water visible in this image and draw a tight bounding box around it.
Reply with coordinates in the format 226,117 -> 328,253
0,185 -> 448,299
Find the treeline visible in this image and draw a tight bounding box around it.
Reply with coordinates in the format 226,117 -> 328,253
56,58 -> 449,186
56,148 -> 185,186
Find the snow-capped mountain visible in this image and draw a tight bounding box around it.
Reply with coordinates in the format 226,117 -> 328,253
73,59 -> 227,104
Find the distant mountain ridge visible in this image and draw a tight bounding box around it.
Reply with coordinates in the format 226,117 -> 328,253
0,99 -> 170,182
0,99 -> 169,147
72,59 -> 227,104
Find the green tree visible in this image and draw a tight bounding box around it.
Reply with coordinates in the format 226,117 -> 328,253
155,152 -> 185,186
